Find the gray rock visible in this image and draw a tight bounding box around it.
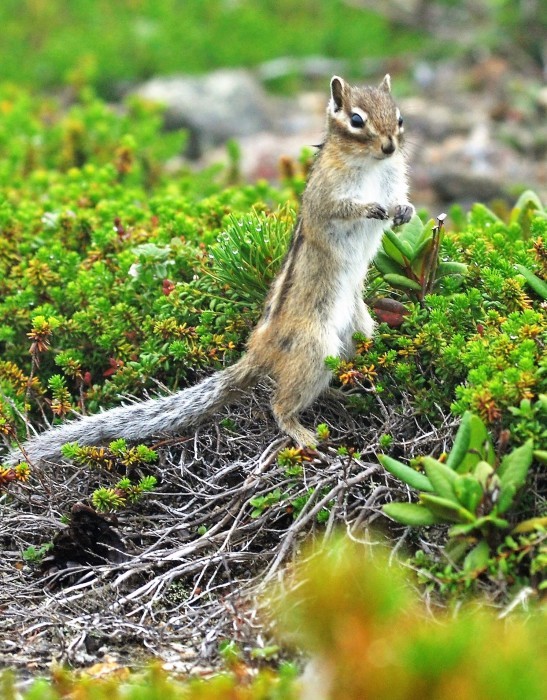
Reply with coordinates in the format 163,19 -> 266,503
429,165 -> 507,204
134,69 -> 272,158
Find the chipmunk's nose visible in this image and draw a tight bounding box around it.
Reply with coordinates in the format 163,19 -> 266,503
381,137 -> 396,155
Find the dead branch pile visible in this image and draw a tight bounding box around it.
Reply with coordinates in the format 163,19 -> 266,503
0,387 -> 456,679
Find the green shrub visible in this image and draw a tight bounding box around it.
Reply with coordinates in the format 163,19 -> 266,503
328,196 -> 547,440
0,87 -> 291,439
381,411 -> 545,590
373,212 -> 467,302
275,538 -> 546,700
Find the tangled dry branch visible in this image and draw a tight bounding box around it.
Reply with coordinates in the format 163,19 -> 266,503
0,386 -> 456,678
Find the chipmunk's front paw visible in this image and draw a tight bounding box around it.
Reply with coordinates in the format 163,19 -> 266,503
392,204 -> 415,227
365,202 -> 389,220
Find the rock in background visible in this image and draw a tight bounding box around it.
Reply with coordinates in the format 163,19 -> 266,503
133,69 -> 273,159
130,57 -> 546,211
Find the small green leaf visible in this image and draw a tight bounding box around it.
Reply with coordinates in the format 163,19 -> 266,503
250,645 -> 280,660
381,235 -> 406,266
448,522 -> 480,537
383,502 -> 440,526
378,454 -> 434,492
533,450 -> 547,465
497,440 -> 534,491
419,494 -> 476,524
444,538 -> 472,563
510,189 -> 543,220
471,202 -> 503,224
383,273 -> 422,291
463,540 -> 490,573
448,515 -> 508,537
512,517 -> 547,534
473,515 -> 509,531
374,250 -> 405,276
510,190 -> 545,237
383,228 -> 413,259
454,474 -> 484,514
422,457 -> 458,502
515,265 -> 547,300
446,412 -> 472,470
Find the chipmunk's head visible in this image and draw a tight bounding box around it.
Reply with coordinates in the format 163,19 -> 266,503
327,75 -> 404,160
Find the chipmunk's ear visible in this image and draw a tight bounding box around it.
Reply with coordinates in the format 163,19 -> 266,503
379,74 -> 391,93
329,76 -> 347,113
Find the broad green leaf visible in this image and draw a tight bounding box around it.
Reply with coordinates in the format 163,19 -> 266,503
473,460 -> 501,492
419,494 -> 476,524
378,454 -> 434,492
374,250 -> 405,276
417,218 -> 437,245
422,457 -> 458,502
381,234 -> 407,266
453,474 -> 483,514
383,228 -> 413,260
383,502 -> 440,526
383,273 -> 422,291
512,517 -> 547,534
496,483 -> 517,515
463,540 -> 490,573
398,215 -> 427,254
515,264 -> 547,300
446,411 -> 472,470
410,235 -> 434,262
456,414 -> 495,473
473,460 -> 497,489
497,439 -> 534,490
433,275 -> 465,292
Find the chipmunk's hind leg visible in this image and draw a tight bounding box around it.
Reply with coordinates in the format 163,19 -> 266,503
354,294 -> 376,338
270,351 -> 331,447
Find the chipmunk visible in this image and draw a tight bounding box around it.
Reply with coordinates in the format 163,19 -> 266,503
7,75 -> 413,465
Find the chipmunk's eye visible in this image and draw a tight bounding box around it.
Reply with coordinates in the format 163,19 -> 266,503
350,112 -> 365,128
398,115 -> 404,128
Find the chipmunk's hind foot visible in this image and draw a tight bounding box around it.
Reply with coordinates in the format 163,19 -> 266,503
272,410 -> 317,448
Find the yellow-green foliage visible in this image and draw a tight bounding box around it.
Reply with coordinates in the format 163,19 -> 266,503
275,538 -> 546,700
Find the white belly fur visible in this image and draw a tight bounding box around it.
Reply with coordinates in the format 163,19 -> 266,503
325,158 -> 404,356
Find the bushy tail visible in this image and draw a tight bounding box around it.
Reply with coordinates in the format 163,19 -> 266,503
6,356 -> 259,465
